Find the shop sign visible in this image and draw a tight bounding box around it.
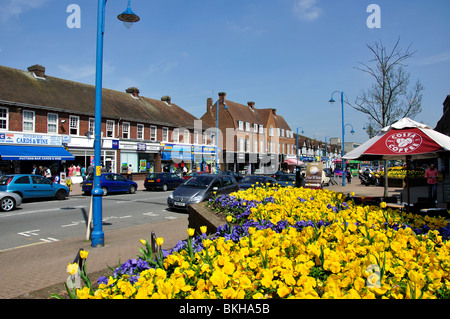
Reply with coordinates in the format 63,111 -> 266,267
0,133 -> 62,145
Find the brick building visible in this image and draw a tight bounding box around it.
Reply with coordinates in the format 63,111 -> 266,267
0,64 -> 213,179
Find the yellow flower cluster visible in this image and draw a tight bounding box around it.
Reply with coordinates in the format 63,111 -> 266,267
75,187 -> 450,299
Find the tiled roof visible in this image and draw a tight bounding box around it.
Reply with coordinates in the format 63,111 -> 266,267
0,65 -> 203,129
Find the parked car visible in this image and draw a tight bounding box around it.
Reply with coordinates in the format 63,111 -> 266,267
0,174 -> 69,200
0,191 -> 22,212
182,171 -> 209,181
220,170 -> 243,182
276,174 -> 296,187
144,172 -> 185,191
238,175 -> 279,190
168,174 -> 238,210
82,173 -> 137,196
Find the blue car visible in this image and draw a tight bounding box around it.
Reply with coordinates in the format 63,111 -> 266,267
82,173 -> 137,196
0,174 -> 70,200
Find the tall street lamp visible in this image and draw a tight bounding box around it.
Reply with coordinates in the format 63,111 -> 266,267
296,127 -> 304,166
328,91 -> 346,186
91,0 -> 140,247
216,94 -> 227,173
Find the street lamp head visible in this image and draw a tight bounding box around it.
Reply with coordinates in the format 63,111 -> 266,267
350,129 -> 355,135
117,1 -> 140,28
223,102 -> 228,109
328,98 -> 336,103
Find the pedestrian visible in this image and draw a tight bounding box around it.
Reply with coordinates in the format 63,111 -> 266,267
127,164 -> 133,181
44,167 -> 52,178
31,164 -> 37,174
424,163 -> 439,203
346,167 -> 352,184
81,165 -> 86,181
87,165 -> 95,178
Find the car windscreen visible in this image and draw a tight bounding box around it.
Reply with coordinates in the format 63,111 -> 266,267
183,176 -> 215,188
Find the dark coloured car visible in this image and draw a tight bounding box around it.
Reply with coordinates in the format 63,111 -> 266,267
144,172 -> 185,191
82,173 -> 137,196
277,174 -> 296,187
238,175 -> 279,190
0,174 -> 69,200
220,170 -> 243,182
167,174 -> 238,210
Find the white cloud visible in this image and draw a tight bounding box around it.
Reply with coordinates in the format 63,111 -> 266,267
0,0 -> 49,22
148,61 -> 179,75
415,51 -> 450,66
293,0 -> 322,21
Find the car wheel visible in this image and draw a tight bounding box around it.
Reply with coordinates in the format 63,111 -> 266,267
0,197 -> 16,212
129,185 -> 136,194
162,184 -> 168,191
101,187 -> 108,196
55,189 -> 67,200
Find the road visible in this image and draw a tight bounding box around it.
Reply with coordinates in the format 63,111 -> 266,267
0,190 -> 186,252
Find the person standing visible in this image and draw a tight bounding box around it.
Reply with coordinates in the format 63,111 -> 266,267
424,163 -> 439,202
127,164 -> 133,181
81,165 -> 86,181
345,167 -> 352,184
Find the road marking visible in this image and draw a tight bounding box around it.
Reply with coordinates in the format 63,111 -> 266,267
18,229 -> 40,237
40,237 -> 59,243
165,216 -> 178,220
62,221 -> 84,227
119,215 -> 132,219
143,212 -> 159,217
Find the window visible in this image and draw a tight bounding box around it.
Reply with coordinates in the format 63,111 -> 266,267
137,124 -> 144,140
172,128 -> 179,143
238,121 -> 244,131
0,107 -> 8,130
150,126 -> 157,141
162,127 -> 169,142
122,122 -> 130,139
245,122 -> 250,132
89,118 -> 95,134
202,133 -> 207,145
253,123 -> 258,133
259,125 -> 264,134
106,120 -> 115,138
47,113 -> 58,133
182,129 -> 190,144
23,110 -> 35,132
269,125 -> 274,137
254,140 -> 258,153
239,137 -> 244,152
194,131 -> 199,145
281,129 -> 285,137
245,138 -> 250,152
14,176 -> 30,184
69,116 -> 79,135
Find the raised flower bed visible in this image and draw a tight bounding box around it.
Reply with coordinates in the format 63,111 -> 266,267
55,186 -> 450,299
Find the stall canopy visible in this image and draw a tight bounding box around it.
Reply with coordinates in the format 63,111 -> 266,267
283,157 -> 304,166
343,117 -> 450,210
0,145 -> 75,161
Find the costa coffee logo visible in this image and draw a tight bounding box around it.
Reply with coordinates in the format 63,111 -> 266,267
385,132 -> 423,153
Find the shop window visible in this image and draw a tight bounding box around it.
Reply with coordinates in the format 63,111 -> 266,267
69,116 -> 79,135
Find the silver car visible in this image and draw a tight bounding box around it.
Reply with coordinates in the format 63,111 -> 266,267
167,174 -> 238,210
0,191 -> 22,212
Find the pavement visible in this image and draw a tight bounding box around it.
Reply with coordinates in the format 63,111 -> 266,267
0,178 -> 447,299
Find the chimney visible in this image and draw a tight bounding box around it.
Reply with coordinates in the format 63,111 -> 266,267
161,95 -> 171,105
126,87 -> 140,98
247,101 -> 255,110
218,92 -> 226,102
28,64 -> 45,78
272,108 -> 277,116
207,97 -> 213,111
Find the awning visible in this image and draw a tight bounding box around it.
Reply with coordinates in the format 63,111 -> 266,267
0,145 -> 75,161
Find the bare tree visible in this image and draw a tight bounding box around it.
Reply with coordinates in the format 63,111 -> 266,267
350,38 -> 424,196
352,38 -> 423,133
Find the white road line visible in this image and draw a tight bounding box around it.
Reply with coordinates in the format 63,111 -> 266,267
119,215 -> 132,219
40,237 -> 59,242
17,229 -> 40,237
143,212 -> 159,217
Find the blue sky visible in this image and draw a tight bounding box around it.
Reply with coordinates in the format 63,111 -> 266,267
1,0 -> 449,143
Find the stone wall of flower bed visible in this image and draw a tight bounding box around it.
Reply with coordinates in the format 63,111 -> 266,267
188,202 -> 229,235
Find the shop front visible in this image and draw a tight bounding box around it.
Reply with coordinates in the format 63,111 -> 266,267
119,141 -> 161,176
0,132 -> 75,177
161,143 -> 193,174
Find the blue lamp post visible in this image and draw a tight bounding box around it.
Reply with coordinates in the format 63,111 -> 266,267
328,91 -> 346,186
296,127 -> 304,166
91,0 -> 140,247
216,95 -> 227,173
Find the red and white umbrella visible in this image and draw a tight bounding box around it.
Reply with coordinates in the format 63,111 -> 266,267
344,118 -> 450,208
